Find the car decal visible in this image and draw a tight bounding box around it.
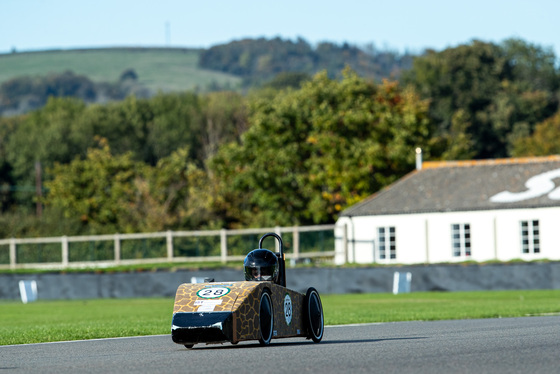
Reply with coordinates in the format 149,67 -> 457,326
194,299 -> 223,312
284,293 -> 293,325
196,287 -> 231,299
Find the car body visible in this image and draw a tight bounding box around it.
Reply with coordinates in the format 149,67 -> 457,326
171,233 -> 324,348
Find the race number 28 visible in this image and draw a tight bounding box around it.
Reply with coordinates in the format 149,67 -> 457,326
284,294 -> 293,325
197,287 -> 230,299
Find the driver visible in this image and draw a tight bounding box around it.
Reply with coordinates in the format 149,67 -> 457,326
243,249 -> 279,284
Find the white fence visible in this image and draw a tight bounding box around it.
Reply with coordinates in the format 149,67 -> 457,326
0,224 -> 348,270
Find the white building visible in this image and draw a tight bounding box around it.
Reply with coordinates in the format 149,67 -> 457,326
335,155 -> 560,265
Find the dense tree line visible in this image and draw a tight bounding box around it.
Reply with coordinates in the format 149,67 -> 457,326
2,91 -> 245,198
198,37 -> 413,86
0,71 -> 431,236
403,39 -> 559,159
1,38 -> 413,117
31,70 -> 432,235
208,70 -> 432,227
0,38 -> 559,239
0,70 -> 148,117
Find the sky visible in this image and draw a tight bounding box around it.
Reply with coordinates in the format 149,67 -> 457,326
2,0 -> 559,57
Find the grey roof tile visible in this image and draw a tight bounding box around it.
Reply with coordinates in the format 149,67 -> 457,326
341,156 -> 560,217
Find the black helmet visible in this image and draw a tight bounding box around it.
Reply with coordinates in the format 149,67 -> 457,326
244,249 -> 279,283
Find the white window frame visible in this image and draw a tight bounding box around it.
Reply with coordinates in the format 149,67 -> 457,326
520,220 -> 540,254
377,226 -> 396,261
451,223 -> 471,258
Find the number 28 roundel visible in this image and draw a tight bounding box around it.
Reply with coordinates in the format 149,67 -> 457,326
196,287 -> 231,299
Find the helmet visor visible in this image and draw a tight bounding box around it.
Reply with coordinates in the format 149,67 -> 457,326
249,266 -> 275,281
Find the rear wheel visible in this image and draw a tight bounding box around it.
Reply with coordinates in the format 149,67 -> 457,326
304,287 -> 324,343
258,289 -> 274,346
184,344 -> 194,349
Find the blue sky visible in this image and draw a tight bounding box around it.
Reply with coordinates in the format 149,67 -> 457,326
2,0 -> 559,56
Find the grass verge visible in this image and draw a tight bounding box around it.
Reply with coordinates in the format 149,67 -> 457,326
1,290 -> 559,346
323,289 -> 560,325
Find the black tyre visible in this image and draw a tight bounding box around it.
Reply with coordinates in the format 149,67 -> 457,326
184,344 -> 194,349
304,287 -> 324,343
258,289 -> 274,346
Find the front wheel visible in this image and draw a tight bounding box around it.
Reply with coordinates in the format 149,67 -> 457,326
258,289 -> 274,346
304,287 -> 324,343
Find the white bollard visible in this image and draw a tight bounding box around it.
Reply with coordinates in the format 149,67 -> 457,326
19,280 -> 38,303
392,272 -> 412,294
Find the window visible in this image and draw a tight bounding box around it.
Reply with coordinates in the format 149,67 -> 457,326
377,227 -> 396,260
520,220 -> 540,254
451,223 -> 471,257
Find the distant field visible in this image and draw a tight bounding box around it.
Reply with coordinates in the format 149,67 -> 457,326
0,48 -> 241,92
1,290 -> 559,345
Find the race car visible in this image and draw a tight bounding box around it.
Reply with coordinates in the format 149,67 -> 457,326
171,233 -> 324,348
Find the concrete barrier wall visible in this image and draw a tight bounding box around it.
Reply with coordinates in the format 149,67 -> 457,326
1,262 -> 559,300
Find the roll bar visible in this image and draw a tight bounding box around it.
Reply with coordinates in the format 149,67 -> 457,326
258,233 -> 286,287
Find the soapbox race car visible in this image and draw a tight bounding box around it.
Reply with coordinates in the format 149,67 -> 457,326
171,233 -> 324,349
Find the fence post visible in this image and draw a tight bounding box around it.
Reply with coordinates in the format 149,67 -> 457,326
220,229 -> 227,264
9,238 -> 16,270
61,236 -> 69,268
166,230 -> 174,261
343,223 -> 348,264
114,234 -> 121,264
293,226 -> 300,261
274,226 -> 282,253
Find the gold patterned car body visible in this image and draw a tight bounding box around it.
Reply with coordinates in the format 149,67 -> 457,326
171,281 -> 306,346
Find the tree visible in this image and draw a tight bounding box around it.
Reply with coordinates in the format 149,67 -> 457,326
493,39 -> 559,153
403,41 -> 509,158
43,137 -> 211,233
144,92 -> 203,164
403,39 -> 560,159
198,37 -> 413,87
0,115 -> 19,211
209,69 -> 433,226
44,138 -> 145,234
5,97 -> 88,188
511,111 -> 560,156
262,72 -> 312,90
501,38 -> 559,93
0,70 -> 146,116
198,91 -> 248,160
123,147 -> 207,232
119,69 -> 138,82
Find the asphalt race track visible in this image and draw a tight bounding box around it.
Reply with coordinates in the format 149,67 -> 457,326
1,316 -> 559,374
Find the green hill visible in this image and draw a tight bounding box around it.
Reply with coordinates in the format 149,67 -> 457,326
0,41 -> 414,116
0,48 -> 242,93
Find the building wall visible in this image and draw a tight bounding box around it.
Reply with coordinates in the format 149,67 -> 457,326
335,207 -> 560,265
494,207 -> 559,262
425,211 -> 496,263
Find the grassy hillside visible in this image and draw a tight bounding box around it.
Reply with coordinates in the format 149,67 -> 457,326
0,48 -> 242,92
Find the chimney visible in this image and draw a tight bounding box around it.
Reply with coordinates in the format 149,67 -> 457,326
415,148 -> 422,170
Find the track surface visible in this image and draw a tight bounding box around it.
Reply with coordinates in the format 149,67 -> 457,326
1,316 -> 559,374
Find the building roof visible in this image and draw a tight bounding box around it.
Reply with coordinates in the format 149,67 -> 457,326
341,155 -> 560,217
